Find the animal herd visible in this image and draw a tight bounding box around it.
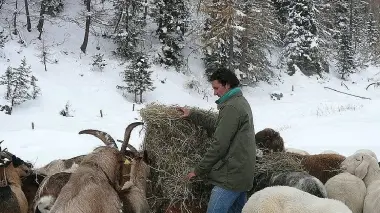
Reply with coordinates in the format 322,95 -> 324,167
1,125 -> 379,213
0,122 -> 150,213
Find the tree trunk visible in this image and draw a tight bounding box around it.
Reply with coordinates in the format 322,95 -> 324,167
24,0 -> 31,32
13,0 -> 18,35
139,91 -> 142,103
37,0 -> 46,40
80,0 -> 91,53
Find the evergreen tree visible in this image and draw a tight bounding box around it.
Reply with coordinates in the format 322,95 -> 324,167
152,0 -> 188,71
30,75 -> 41,99
117,52 -> 154,103
113,0 -> 147,59
337,28 -> 355,79
335,0 -> 355,79
366,12 -> 379,63
0,66 -> 13,99
10,57 -> 33,106
283,0 -> 327,76
0,28 -> 7,48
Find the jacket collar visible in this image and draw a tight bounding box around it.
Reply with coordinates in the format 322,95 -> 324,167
216,87 -> 242,109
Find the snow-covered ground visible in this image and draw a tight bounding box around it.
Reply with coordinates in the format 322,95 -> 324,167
1,0 -> 380,168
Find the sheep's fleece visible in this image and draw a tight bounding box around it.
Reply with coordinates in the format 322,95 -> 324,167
242,185 -> 352,213
325,172 -> 366,213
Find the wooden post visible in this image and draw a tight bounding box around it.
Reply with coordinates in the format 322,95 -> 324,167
100,110 -> 103,118
132,103 -> 135,111
31,122 -> 34,130
292,85 -> 294,91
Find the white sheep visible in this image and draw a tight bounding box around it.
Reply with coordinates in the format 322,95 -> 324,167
320,150 -> 340,155
341,152 -> 380,213
242,185 -> 352,213
353,149 -> 378,161
324,172 -> 366,213
285,147 -> 310,155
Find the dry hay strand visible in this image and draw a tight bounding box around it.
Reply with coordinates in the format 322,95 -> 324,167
140,103 -> 217,213
249,152 -> 306,196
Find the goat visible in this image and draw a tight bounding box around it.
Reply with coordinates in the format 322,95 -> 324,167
120,150 -> 151,213
0,144 -> 33,213
21,172 -> 46,213
49,122 -> 144,213
34,155 -> 85,176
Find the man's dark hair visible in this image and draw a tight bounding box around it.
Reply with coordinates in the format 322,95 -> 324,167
208,67 -> 240,88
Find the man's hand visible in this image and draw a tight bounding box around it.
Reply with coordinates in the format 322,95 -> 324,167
185,171 -> 196,181
177,106 -> 190,118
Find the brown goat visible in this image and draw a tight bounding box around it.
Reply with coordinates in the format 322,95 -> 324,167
120,150 -> 151,213
49,122 -> 143,213
255,128 -> 285,154
21,172 -> 46,213
0,146 -> 33,213
32,172 -> 71,213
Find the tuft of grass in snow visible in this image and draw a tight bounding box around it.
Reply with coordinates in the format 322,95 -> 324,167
315,103 -> 364,117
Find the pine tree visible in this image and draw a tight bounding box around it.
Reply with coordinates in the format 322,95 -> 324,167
0,66 -> 13,99
10,57 -> 33,106
30,75 -> 41,99
366,12 -> 379,63
117,52 -> 154,103
113,0 -> 147,59
335,0 -> 355,79
0,28 -> 7,48
283,0 -> 327,76
337,28 -> 355,79
152,0 -> 188,71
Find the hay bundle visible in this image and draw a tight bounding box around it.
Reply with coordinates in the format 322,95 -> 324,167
249,152 -> 306,196
140,103 -> 218,212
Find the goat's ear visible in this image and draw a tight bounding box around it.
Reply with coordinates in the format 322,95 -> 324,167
12,155 -> 23,167
143,150 -> 150,164
355,156 -> 370,179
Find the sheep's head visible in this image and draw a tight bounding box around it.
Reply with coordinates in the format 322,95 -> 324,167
341,152 -> 378,180
255,128 -> 285,154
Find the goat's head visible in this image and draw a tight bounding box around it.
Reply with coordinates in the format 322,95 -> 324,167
0,142 -> 33,178
78,122 -> 148,186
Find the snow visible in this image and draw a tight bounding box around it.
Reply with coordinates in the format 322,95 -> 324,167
1,0 -> 380,169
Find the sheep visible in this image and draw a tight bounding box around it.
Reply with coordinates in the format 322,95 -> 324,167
49,122 -> 146,213
341,152 -> 380,213
324,172 -> 366,213
269,171 -> 327,198
285,147 -> 310,155
0,146 -> 33,213
320,150 -> 340,155
353,149 -> 378,161
300,153 -> 346,184
255,128 -> 285,154
242,185 -> 352,213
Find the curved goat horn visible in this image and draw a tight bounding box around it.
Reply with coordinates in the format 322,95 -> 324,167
78,129 -> 118,148
117,139 -> 139,154
120,122 -> 144,155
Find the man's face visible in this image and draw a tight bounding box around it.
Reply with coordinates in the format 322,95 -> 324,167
211,80 -> 230,97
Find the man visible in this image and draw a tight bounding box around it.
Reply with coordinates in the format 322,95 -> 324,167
177,67 -> 256,213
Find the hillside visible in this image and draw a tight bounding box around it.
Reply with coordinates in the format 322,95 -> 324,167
0,0 -> 380,168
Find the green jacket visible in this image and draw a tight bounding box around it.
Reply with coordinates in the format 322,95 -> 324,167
188,87 -> 256,192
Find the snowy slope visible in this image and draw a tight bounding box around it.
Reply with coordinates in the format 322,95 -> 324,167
1,0 -> 380,168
